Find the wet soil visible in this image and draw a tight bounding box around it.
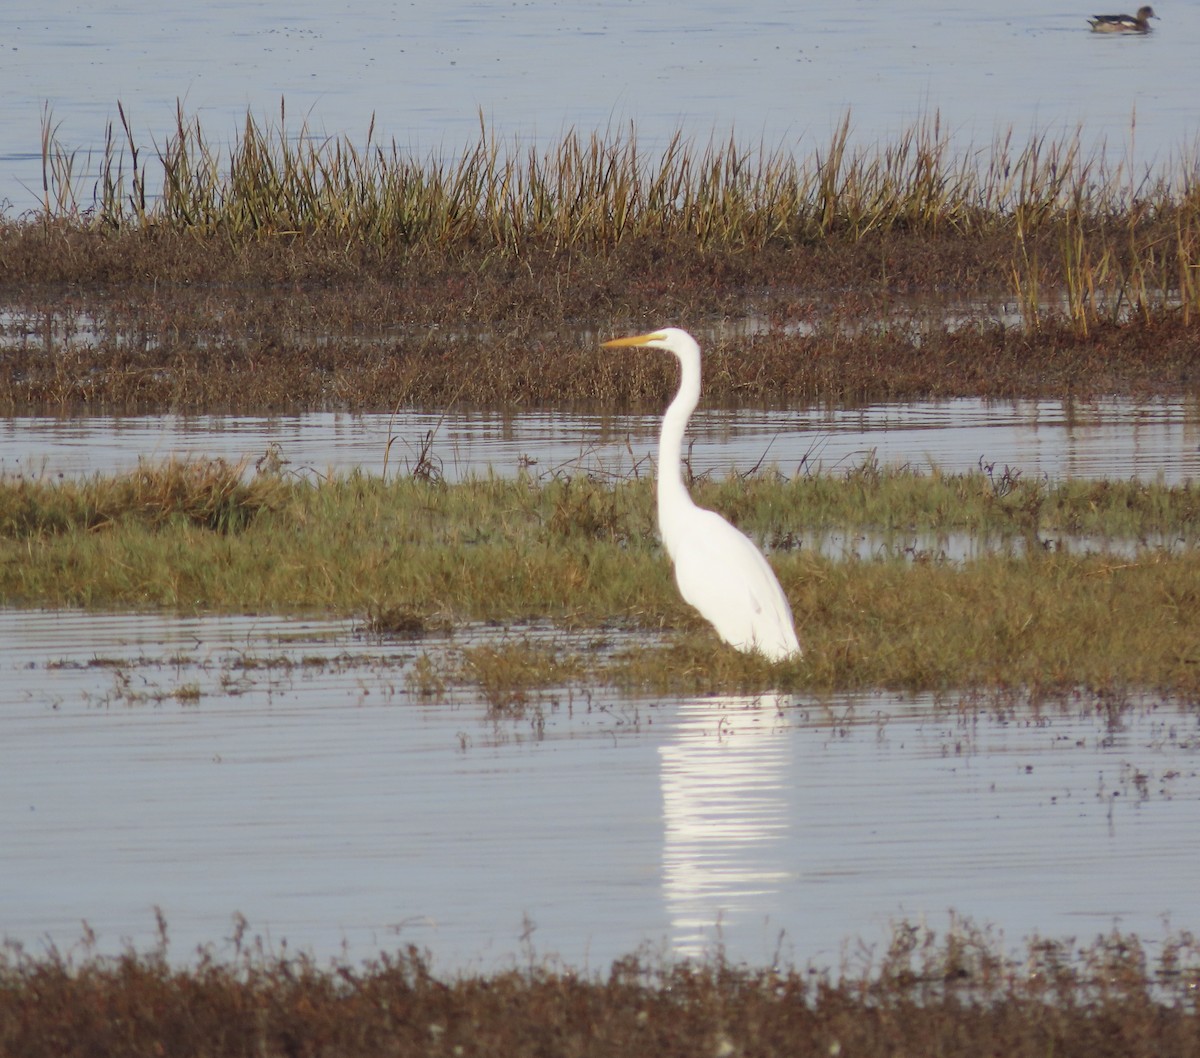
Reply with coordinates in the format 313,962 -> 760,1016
2,225 -> 1197,414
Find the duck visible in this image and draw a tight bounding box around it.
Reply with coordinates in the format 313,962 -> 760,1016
1088,5 -> 1157,31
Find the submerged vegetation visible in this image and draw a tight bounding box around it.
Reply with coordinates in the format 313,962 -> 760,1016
3,458 -> 1199,697
1,106 -> 1199,412
3,919 -> 1200,1058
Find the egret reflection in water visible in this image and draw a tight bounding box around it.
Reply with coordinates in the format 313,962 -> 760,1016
659,695 -> 794,958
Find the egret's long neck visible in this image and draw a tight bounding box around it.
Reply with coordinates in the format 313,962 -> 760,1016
657,344 -> 702,550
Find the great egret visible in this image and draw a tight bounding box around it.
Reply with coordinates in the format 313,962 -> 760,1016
1088,5 -> 1156,31
602,328 -> 802,662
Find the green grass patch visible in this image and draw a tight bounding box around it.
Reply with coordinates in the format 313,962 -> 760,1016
3,460 -> 1199,696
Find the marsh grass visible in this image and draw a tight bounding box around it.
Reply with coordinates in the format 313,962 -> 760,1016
8,111 -> 1200,413
452,640 -> 590,716
0,457 -> 286,536
3,460 -> 1199,695
28,104 -> 1200,331
6,303 -> 1194,412
2,918 -> 1199,1058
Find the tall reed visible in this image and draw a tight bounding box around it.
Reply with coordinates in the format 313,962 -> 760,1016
34,103 -> 1200,324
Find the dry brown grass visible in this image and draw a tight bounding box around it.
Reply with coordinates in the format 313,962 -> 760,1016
31,105 -> 1200,255
2,920 -> 1198,1058
1,237 -> 1197,413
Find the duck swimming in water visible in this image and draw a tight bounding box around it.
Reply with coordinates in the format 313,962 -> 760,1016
1088,5 -> 1157,31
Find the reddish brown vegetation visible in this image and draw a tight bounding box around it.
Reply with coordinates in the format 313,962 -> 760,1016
3,928 -> 1199,1058
1,226 -> 1196,415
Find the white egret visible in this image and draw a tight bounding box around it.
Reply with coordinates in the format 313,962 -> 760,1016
602,328 -> 802,661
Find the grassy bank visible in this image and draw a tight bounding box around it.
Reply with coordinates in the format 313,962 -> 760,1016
3,920 -> 1198,1058
3,460 -> 1199,696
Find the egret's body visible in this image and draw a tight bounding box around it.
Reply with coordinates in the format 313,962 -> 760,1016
602,328 -> 801,661
1088,5 -> 1156,31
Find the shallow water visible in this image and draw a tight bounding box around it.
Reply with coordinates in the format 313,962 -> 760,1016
2,397 -> 1199,484
5,0 -> 1198,979
2,609 -> 1198,971
2,0 -> 1197,214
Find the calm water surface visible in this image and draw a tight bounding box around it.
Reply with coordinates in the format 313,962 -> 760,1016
4,0 -> 1198,976
3,398 -> 1199,483
2,610 -> 1198,970
2,0 -> 1198,212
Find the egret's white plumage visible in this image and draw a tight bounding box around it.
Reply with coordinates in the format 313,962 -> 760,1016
602,328 -> 802,661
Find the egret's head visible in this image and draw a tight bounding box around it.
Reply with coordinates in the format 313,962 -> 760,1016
601,327 -> 697,356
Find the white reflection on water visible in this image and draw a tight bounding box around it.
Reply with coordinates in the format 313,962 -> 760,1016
2,609 -> 1199,971
661,696 -> 793,958
2,398 -> 1199,483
